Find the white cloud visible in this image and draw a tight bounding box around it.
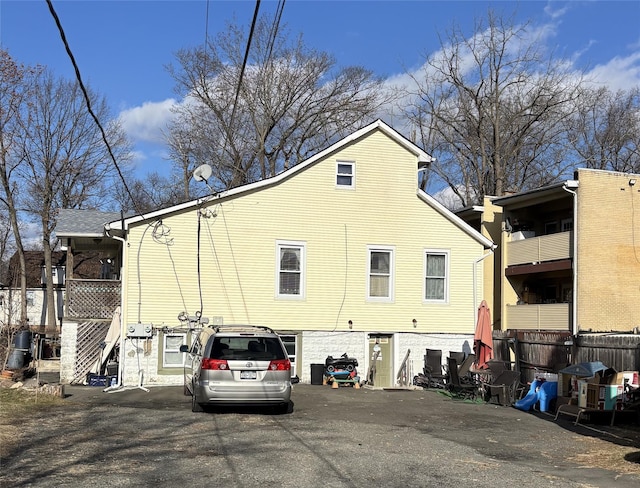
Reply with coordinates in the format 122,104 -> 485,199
543,2 -> 570,21
585,52 -> 640,91
118,99 -> 177,144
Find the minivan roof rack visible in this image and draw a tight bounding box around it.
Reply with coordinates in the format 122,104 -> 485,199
212,324 -> 276,334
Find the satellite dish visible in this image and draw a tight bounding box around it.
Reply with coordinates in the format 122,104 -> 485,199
193,164 -> 213,183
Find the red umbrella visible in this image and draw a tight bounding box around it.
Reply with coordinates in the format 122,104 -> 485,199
473,300 -> 494,370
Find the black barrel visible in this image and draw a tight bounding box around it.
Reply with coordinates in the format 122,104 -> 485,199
13,330 -> 32,351
6,349 -> 25,369
310,363 -> 325,385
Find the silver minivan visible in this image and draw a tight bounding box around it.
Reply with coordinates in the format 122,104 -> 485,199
180,325 -> 296,413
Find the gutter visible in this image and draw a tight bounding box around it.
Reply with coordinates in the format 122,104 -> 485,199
562,180 -> 579,336
473,247 -> 496,324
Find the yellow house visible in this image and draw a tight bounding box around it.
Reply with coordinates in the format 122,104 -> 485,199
492,168 -> 640,334
60,120 -> 494,387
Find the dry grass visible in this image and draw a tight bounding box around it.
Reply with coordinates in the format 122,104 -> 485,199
0,387 -> 65,457
567,436 -> 640,476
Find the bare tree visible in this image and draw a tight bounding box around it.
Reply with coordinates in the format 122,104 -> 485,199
564,86 -> 640,173
112,171 -> 197,214
15,68 -> 132,333
0,49 -> 35,329
166,15 -> 393,192
405,10 -> 583,207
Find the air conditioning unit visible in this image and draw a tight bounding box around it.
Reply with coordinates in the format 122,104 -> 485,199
127,323 -> 153,338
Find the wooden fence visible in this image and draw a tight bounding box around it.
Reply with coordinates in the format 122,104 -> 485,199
492,330 -> 640,383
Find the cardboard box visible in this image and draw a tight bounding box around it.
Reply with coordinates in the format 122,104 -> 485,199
607,371 -> 639,387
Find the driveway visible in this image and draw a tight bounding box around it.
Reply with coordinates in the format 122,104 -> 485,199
2,383 -> 640,487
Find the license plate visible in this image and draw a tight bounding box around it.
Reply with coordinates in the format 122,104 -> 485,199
240,371 -> 257,380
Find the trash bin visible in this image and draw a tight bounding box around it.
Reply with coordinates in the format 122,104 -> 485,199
310,363 -> 325,385
13,330 -> 32,351
6,349 -> 26,370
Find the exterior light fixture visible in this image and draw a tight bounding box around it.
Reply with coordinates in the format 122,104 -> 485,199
412,319 -> 417,328
629,179 -> 637,186
348,320 -> 353,329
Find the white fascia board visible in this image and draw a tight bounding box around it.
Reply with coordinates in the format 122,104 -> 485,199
110,120 -> 433,232
417,189 -> 495,249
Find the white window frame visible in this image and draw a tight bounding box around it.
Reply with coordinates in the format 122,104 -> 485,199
367,246 -> 395,302
276,240 -> 306,300
336,161 -> 355,189
279,334 -> 298,378
423,249 -> 449,303
162,332 -> 187,368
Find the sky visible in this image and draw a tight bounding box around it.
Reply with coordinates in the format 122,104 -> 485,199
1,0 -> 640,181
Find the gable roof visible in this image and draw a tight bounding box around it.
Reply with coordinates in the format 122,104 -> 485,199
56,209 -> 123,238
101,120 -> 492,249
108,119 -> 433,231
417,190 -> 494,249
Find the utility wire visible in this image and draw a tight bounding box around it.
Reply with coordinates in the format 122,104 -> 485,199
265,0 -> 285,61
229,0 -> 261,129
46,0 -> 145,217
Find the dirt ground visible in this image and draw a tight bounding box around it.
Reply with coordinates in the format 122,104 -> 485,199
1,377 -> 640,487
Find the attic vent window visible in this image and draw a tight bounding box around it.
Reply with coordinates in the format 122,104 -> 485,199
336,161 -> 355,189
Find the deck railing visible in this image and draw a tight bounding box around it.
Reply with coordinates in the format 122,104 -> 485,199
65,279 -> 121,320
505,303 -> 570,330
507,231 -> 572,266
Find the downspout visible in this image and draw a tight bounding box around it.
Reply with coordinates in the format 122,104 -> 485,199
103,228 -> 127,391
473,247 -> 496,324
562,181 -> 579,336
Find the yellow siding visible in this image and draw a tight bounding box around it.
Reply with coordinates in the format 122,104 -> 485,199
480,197 -> 502,327
122,130 -> 486,335
576,169 -> 640,332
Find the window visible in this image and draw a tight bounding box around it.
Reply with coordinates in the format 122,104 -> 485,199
336,161 -> 355,188
368,247 -> 394,301
424,251 -> 448,302
544,221 -> 558,234
41,266 -> 66,285
163,333 -> 187,368
276,241 -> 306,299
561,218 -> 573,231
26,290 -> 35,307
280,335 -> 297,378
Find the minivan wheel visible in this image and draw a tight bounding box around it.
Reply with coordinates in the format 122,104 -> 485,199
275,401 -> 292,415
191,389 -> 204,413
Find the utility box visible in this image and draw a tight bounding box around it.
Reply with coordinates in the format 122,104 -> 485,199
126,323 -> 153,338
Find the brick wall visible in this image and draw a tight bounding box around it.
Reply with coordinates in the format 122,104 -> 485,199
576,169 -> 640,332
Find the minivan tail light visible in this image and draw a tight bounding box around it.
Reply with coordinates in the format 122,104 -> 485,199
202,358 -> 229,370
267,359 -> 291,371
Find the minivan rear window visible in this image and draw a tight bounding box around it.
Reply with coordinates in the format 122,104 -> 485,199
210,337 -> 286,361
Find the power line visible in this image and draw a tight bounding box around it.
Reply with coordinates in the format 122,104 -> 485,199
266,0 -> 286,61
46,0 -> 145,217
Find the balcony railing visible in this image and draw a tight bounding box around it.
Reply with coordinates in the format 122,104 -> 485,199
505,303 -> 570,330
507,231 -> 572,266
66,279 -> 121,320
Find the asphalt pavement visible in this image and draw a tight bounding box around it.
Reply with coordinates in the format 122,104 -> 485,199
2,377 -> 639,487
